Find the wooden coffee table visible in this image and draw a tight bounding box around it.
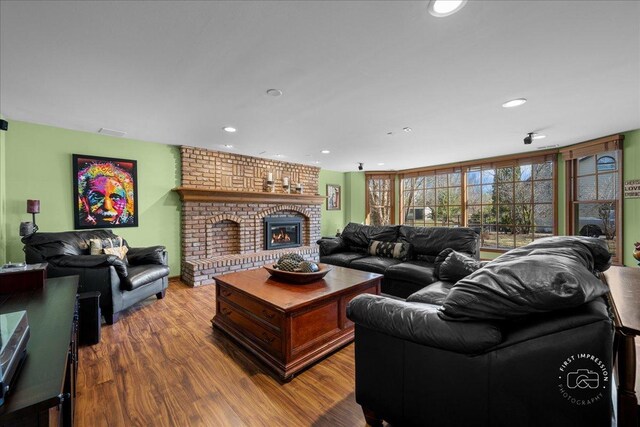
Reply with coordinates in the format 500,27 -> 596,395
212,265 -> 382,380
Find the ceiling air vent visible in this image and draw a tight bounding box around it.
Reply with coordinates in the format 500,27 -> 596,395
98,128 -> 126,137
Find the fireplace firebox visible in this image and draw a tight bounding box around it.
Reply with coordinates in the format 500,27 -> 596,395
264,217 -> 302,250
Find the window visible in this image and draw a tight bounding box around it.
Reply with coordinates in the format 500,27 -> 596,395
466,161 -> 554,249
366,174 -> 395,226
400,153 -> 556,251
562,135 -> 623,264
402,170 -> 462,227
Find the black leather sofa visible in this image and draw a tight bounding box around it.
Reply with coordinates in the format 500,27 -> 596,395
22,230 -> 170,324
347,236 -> 614,426
318,223 -> 480,298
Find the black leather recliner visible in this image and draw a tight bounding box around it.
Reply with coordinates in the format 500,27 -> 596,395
347,236 -> 614,427
23,230 -> 170,324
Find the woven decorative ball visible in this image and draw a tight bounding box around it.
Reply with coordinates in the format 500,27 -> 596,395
298,261 -> 320,273
278,253 -> 305,264
276,258 -> 299,272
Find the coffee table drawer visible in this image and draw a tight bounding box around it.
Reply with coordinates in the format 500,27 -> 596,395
218,284 -> 283,330
218,300 -> 282,357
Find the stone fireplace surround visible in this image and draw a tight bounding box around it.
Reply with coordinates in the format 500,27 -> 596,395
176,146 -> 324,287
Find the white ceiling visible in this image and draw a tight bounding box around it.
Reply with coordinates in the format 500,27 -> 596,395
1,1 -> 639,172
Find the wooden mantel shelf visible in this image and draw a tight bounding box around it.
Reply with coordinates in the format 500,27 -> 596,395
173,187 -> 326,205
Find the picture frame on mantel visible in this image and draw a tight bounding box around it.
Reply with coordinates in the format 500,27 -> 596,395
326,184 -> 341,211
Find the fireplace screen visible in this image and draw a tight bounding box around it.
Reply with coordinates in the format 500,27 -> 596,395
264,217 -> 302,250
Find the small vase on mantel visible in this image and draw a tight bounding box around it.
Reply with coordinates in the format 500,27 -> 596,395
633,241 -> 640,267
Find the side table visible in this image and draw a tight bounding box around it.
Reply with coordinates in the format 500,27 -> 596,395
0,263 -> 47,292
601,266 -> 640,427
0,275 -> 79,426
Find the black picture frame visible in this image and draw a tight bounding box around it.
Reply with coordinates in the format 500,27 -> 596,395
73,154 -> 139,229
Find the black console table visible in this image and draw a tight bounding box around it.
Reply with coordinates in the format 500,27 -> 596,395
0,276 -> 78,426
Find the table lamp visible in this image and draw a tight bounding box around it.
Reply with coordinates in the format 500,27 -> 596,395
19,200 -> 40,237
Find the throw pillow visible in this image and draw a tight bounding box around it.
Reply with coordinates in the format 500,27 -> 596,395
103,245 -> 129,260
89,238 -> 104,255
438,250 -> 485,282
368,240 -> 411,261
433,248 -> 455,278
90,236 -> 129,261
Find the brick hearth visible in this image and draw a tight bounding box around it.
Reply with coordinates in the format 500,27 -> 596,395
177,146 -> 324,287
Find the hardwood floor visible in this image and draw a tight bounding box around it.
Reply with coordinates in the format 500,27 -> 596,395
75,279 -> 376,427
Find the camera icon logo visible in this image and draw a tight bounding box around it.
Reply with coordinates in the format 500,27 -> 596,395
566,369 -> 599,389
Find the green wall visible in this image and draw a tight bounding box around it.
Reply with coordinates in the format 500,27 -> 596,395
318,170 -> 366,236
345,171 -> 366,225
2,121 -> 181,273
318,169 -> 346,237
622,129 -> 640,267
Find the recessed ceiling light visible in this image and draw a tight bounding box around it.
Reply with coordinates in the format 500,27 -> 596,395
502,98 -> 527,108
313,161 -> 321,164
428,0 -> 468,17
321,150 -> 330,154
274,154 -> 283,158
223,126 -> 237,133
266,89 -> 283,97
377,163 -> 385,166
403,127 -> 412,132
223,144 -> 234,148
532,134 -> 546,140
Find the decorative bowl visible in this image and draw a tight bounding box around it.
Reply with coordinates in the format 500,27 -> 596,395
263,263 -> 332,284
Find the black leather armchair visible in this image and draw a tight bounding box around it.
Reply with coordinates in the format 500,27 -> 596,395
347,237 -> 615,426
23,230 -> 170,324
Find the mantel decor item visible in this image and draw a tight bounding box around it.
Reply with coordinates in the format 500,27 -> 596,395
266,172 -> 275,193
283,177 -> 290,194
295,183 -> 303,194
634,241 -> 640,267
326,184 -> 341,210
73,154 -> 138,229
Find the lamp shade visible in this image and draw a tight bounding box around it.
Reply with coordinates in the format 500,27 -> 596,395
27,199 -> 40,214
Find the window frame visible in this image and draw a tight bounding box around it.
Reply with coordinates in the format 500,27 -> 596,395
365,173 -> 396,225
561,134 -> 624,265
398,150 -> 558,252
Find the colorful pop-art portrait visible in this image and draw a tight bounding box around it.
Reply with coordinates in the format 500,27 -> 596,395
73,154 -> 138,229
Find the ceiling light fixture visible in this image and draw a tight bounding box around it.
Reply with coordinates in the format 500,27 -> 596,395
428,0 -> 468,17
502,98 -> 527,108
266,89 -> 283,97
321,150 -> 330,154
358,163 -> 364,171
223,144 -> 234,148
223,126 -> 237,133
532,134 -> 546,140
524,133 -> 534,145
377,163 -> 385,166
403,127 -> 412,132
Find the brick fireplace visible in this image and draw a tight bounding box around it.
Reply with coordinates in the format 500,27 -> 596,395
175,146 -> 324,286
